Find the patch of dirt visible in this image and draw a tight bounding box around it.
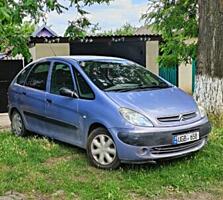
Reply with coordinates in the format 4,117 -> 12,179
0,164 -> 10,173
129,192 -> 150,200
0,128 -> 10,132
71,174 -> 89,183
0,190 -> 221,200
44,156 -> 72,166
0,190 -> 80,200
28,192 -> 50,200
51,190 -> 66,200
49,190 -> 79,200
0,191 -> 26,200
129,191 -> 221,200
157,192 -> 220,200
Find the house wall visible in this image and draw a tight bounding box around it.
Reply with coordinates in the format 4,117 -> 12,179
30,43 -> 70,60
178,62 -> 193,94
146,41 -> 159,75
29,46 -> 36,60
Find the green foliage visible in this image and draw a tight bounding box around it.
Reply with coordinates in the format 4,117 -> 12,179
0,23 -> 35,60
64,0 -> 111,38
142,0 -> 198,67
0,0 -> 110,60
65,21 -> 136,40
0,129 -> 223,199
102,23 -> 136,36
64,17 -> 100,39
208,113 -> 223,128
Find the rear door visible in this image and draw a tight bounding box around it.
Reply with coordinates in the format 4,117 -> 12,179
45,61 -> 80,145
22,62 -> 50,134
8,63 -> 33,116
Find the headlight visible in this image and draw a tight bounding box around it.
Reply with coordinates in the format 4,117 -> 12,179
198,106 -> 206,118
119,108 -> 153,127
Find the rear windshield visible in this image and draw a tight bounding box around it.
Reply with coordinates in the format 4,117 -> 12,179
79,60 -> 170,92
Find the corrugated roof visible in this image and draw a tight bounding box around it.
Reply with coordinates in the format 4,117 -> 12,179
29,34 -> 162,45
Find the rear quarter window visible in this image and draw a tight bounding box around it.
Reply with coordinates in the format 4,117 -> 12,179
25,62 -> 50,91
16,64 -> 33,85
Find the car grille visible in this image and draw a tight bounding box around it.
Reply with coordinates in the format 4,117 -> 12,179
150,139 -> 204,155
157,112 -> 197,123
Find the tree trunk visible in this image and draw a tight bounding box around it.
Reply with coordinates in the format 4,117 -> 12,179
194,0 -> 223,114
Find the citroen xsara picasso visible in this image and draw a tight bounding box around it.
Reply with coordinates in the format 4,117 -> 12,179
8,56 -> 211,169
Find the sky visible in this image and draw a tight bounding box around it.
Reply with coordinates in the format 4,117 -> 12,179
44,0 -> 148,36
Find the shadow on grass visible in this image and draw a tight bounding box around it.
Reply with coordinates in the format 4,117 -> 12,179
120,152 -> 197,171
16,131 -> 200,171
25,131 -> 86,154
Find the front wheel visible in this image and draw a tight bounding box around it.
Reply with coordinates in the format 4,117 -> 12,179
87,127 -> 120,169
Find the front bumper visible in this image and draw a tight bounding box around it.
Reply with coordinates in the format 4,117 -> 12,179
109,118 -> 211,162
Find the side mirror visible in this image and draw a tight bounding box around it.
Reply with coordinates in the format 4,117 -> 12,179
59,87 -> 78,98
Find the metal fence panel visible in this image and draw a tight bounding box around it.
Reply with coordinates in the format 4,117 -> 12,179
0,60 -> 23,113
159,66 -> 178,86
70,41 -> 146,66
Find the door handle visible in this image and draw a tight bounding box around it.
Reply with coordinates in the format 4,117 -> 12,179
22,92 -> 26,95
46,99 -> 52,103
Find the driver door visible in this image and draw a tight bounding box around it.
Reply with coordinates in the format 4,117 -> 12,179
45,61 -> 81,146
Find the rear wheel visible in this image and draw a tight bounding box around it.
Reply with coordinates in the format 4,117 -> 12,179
11,111 -> 27,137
87,127 -> 120,169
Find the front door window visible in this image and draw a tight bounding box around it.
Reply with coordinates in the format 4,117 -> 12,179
50,62 -> 74,95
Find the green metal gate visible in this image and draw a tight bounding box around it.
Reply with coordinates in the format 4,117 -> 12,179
159,66 -> 178,86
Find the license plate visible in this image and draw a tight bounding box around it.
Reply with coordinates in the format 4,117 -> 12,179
173,131 -> 199,145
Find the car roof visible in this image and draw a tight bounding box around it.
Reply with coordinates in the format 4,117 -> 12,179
36,56 -> 127,63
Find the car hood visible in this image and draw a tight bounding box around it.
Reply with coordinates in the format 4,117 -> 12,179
105,87 -> 198,119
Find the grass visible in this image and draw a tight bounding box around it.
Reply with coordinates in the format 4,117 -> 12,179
208,113 -> 223,128
0,128 -> 223,200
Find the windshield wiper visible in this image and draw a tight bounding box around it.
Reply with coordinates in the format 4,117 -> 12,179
104,88 -> 135,92
130,84 -> 171,91
104,84 -> 141,92
140,85 -> 170,89
104,84 -> 171,92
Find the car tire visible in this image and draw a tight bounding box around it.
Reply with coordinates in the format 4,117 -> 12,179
11,111 -> 27,137
87,127 -> 120,169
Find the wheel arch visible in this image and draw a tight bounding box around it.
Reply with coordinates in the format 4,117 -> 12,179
88,122 -> 108,137
9,107 -> 27,130
9,107 -> 20,120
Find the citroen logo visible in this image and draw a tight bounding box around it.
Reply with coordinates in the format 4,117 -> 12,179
179,114 -> 185,121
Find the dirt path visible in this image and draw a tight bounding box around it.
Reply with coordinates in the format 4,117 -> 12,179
0,113 -> 10,130
0,191 -> 221,200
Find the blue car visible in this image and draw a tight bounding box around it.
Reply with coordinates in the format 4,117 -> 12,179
8,56 -> 211,169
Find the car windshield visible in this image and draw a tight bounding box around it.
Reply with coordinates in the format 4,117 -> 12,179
79,60 -> 171,92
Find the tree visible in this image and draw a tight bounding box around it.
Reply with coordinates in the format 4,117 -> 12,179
64,16 -> 100,38
144,0 -> 223,113
142,0 -> 198,67
194,0 -> 223,114
102,23 -> 136,36
0,22 -> 35,59
0,0 -> 110,60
